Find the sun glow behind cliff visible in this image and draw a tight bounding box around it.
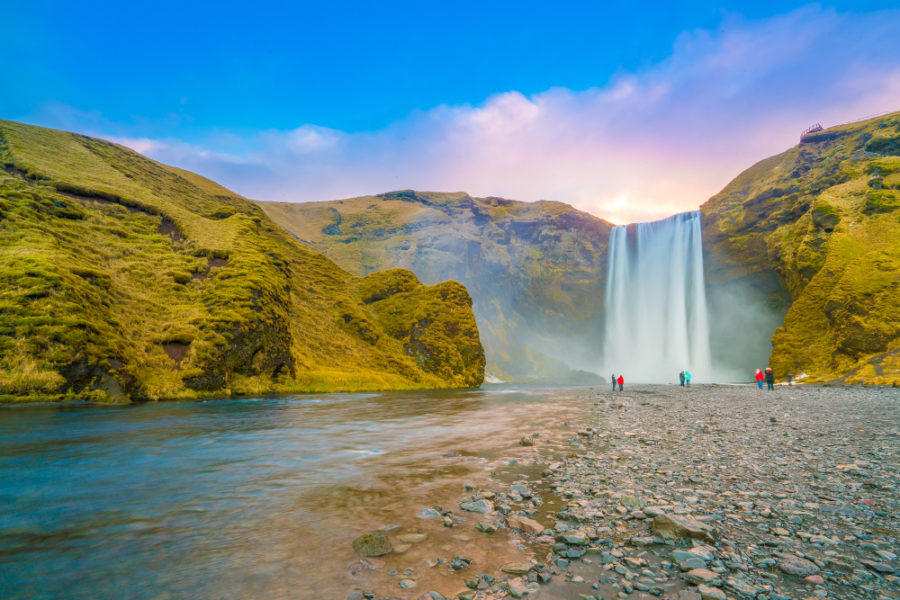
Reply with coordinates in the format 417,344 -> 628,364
603,211 -> 712,383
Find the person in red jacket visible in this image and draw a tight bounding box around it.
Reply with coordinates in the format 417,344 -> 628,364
755,369 -> 764,389
617,374 -> 624,391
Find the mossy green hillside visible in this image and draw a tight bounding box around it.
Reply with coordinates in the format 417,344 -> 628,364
702,111 -> 900,385
260,191 -> 613,382
0,119 -> 484,402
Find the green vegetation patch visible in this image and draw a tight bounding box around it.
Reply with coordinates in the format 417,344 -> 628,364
702,111 -> 900,384
0,119 -> 485,402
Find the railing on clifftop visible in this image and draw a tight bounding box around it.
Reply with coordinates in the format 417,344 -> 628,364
801,123 -> 823,138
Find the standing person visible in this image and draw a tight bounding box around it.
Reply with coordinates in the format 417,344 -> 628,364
685,370 -> 692,386
787,372 -> 793,386
765,367 -> 775,391
611,373 -> 616,392
755,369 -> 764,389
617,374 -> 624,391
679,371 -> 685,386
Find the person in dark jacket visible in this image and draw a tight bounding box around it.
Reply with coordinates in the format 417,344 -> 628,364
765,367 -> 775,391
611,373 -> 616,392
617,374 -> 624,391
679,371 -> 685,386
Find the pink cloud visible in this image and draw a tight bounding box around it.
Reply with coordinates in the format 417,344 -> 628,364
98,6 -> 900,224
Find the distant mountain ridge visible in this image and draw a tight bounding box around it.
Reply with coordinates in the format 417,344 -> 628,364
0,120 -> 484,402
262,112 -> 900,385
261,191 -> 613,381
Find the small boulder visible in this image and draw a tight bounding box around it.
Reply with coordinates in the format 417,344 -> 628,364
459,499 -> 494,514
776,554 -> 819,577
352,532 -> 392,557
500,562 -> 532,575
652,514 -> 717,542
683,568 -> 721,586
508,515 -> 544,534
696,584 -> 727,600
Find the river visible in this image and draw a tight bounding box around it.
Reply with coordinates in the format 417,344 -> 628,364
0,385 -> 588,599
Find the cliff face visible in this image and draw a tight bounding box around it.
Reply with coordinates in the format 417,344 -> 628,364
702,112 -> 900,384
0,120 -> 484,402
260,191 -> 613,381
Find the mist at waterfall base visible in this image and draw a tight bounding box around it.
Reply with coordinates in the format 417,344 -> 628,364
602,211 -> 722,383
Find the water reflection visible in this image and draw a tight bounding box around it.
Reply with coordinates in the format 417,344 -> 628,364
0,385 -> 586,599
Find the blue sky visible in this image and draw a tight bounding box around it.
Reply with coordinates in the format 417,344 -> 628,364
3,1 -> 900,222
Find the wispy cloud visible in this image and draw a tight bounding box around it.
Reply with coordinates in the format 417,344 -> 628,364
27,6 -> 900,224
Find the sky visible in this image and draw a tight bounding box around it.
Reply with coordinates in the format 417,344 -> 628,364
2,1 -> 900,224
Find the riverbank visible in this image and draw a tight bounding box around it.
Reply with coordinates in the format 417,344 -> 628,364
351,384 -> 898,600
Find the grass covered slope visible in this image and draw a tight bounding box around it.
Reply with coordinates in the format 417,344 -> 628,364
260,191 -> 613,382
702,112 -> 900,385
0,120 -> 484,402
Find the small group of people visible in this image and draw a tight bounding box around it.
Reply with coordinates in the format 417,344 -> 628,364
755,367 -> 775,390
610,373 -> 624,391
755,368 -> 795,389
678,370 -> 692,386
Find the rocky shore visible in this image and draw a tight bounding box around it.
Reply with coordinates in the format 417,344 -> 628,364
349,384 -> 898,600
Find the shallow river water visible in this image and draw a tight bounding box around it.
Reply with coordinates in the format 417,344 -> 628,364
0,385 -> 586,599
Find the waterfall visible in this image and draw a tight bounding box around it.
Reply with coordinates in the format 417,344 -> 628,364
603,211 -> 712,383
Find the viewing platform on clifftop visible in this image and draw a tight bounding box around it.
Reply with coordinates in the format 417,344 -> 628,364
800,122 -> 823,141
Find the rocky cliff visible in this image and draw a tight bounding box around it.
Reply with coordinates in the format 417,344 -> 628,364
702,111 -> 900,384
0,120 -> 484,402
260,191 -> 612,381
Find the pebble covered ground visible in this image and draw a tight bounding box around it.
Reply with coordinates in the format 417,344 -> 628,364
349,384 -> 898,600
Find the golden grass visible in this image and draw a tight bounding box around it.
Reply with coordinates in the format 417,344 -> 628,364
0,120 -> 484,402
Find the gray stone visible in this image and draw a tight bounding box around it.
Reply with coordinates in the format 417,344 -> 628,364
724,577 -> 760,598
859,559 -> 896,574
672,550 -> 708,564
417,508 -> 441,519
679,557 -> 708,571
777,554 -> 819,576
696,584 -> 727,600
459,499 -> 494,514
683,568 -> 721,586
556,532 -> 589,545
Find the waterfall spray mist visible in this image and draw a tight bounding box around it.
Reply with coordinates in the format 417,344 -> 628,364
603,211 -> 712,383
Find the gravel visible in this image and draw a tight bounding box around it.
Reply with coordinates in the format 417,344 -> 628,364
353,384 -> 899,600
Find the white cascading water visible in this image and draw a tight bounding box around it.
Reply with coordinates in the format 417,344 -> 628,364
603,211 -> 712,383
